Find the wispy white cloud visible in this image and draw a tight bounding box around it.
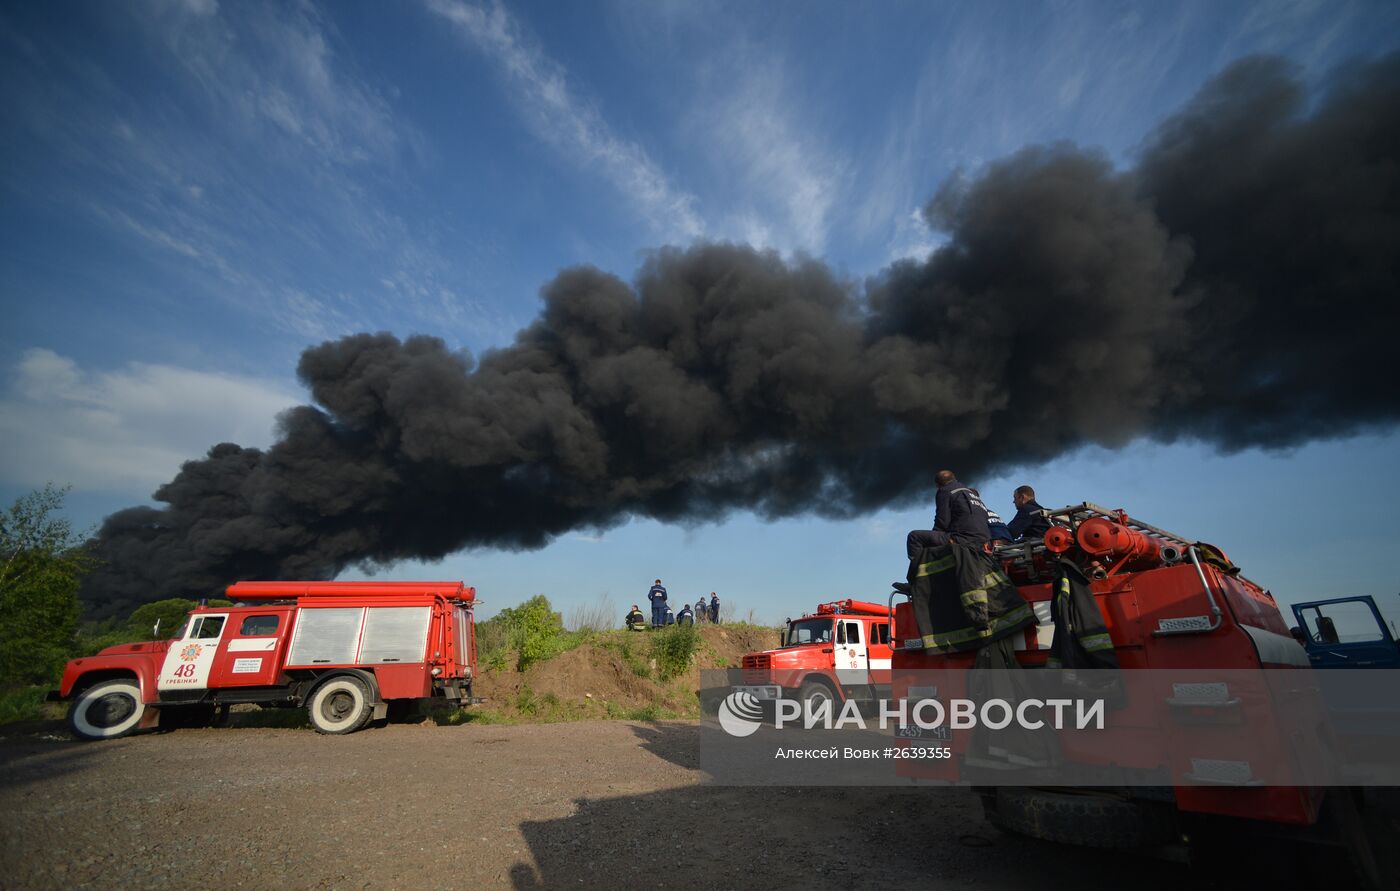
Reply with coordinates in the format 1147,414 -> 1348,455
701,59 -> 847,253
2,0 -> 495,345
142,0 -> 406,167
426,0 -> 704,242
0,349 -> 298,496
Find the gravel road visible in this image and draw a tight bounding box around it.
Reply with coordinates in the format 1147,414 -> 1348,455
1,720 -> 1222,890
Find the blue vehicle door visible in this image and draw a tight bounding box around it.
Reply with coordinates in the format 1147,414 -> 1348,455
1291,596 -> 1400,669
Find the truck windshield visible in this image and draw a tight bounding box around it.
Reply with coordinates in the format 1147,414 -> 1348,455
785,618 -> 833,646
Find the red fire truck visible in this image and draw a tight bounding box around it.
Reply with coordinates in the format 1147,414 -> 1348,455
889,503 -> 1398,886
737,599 -> 894,710
56,581 -> 478,740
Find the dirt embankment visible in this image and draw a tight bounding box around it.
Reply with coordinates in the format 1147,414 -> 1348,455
473,624 -> 774,721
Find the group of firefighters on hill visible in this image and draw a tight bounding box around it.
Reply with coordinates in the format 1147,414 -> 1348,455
621,473 -> 1041,632
626,583 -> 720,630
906,473 -> 1051,556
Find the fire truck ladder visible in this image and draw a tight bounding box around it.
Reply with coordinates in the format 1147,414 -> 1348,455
892,502 -> 1216,649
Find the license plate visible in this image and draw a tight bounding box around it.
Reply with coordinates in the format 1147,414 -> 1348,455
735,685 -> 781,700
898,724 -> 951,740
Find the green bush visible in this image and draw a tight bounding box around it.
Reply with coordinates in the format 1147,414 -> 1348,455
474,617 -> 511,670
650,623 -> 700,680
493,595 -> 572,671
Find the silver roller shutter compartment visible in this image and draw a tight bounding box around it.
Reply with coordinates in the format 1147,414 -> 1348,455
287,608 -> 365,665
358,607 -> 432,664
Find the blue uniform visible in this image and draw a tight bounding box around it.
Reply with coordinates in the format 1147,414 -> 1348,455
709,595 -> 720,624
648,584 -> 668,627
907,477 -> 992,557
695,599 -> 708,622
677,606 -> 694,626
986,507 -> 1013,543
1008,499 -> 1051,542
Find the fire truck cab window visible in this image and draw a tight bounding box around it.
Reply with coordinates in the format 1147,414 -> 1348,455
876,623 -> 890,644
786,619 -> 833,646
843,622 -> 861,644
240,615 -> 280,636
191,616 -> 225,640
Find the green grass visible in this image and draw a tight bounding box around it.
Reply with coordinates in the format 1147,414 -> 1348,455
0,686 -> 52,725
603,701 -> 684,721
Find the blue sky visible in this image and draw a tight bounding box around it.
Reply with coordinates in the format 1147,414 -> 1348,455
2,0 -> 1397,625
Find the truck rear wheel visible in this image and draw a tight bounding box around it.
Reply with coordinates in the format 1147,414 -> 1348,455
307,676 -> 375,735
979,787 -> 1174,849
68,679 -> 146,741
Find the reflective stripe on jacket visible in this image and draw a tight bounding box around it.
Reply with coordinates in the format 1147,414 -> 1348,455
1046,561 -> 1121,670
907,543 -> 1035,654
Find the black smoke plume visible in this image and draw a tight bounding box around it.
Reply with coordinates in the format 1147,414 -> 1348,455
83,54 -> 1400,615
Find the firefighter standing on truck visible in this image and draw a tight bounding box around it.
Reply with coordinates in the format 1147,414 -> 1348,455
905,470 -> 992,558
648,579 -> 668,628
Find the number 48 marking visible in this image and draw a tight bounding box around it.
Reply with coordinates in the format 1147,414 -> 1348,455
174,663 -> 197,678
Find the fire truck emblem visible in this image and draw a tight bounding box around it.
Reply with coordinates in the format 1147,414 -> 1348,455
179,644 -> 203,661
718,691 -> 764,738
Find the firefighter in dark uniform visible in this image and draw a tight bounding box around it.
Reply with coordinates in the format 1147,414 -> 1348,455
625,605 -> 647,631
906,470 -> 992,558
1008,485 -> 1051,543
677,604 -> 695,626
708,592 -> 720,624
695,597 -> 708,623
648,579 -> 668,628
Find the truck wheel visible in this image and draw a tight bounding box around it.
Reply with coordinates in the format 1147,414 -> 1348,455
1331,788 -> 1400,891
307,676 -> 375,735
799,679 -> 835,713
980,787 -> 1173,849
68,680 -> 146,741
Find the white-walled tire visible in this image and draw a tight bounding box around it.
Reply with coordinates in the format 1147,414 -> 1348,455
307,676 -> 375,735
68,680 -> 146,741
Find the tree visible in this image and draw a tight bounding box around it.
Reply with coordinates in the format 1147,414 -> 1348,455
0,485 -> 94,685
125,598 -> 202,640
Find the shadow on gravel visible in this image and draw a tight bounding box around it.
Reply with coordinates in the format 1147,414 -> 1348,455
507,784 -> 1224,891
0,740 -> 104,793
629,720 -> 698,770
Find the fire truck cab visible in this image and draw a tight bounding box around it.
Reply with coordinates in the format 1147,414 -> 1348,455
738,599 -> 894,710
56,581 -> 477,740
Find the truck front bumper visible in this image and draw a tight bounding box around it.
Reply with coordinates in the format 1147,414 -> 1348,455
733,684 -> 783,700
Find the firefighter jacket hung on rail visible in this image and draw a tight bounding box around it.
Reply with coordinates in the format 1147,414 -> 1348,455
1046,560 -> 1121,670
906,543 -> 1036,654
